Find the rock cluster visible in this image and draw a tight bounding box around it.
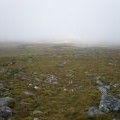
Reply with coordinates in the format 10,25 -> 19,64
87,78 -> 120,119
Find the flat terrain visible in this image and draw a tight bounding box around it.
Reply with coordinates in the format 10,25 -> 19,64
0,43 -> 120,120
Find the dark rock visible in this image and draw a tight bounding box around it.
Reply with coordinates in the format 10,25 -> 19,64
87,106 -> 104,117
0,106 -> 12,120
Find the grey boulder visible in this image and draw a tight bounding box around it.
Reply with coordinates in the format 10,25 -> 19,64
99,95 -> 120,113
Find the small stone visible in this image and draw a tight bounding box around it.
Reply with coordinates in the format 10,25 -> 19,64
23,91 -> 34,96
113,84 -> 120,88
28,83 -> 32,86
63,88 -> 67,91
20,77 -> 27,81
34,86 -> 40,90
35,78 -> 40,81
33,118 -> 39,120
71,89 -> 74,92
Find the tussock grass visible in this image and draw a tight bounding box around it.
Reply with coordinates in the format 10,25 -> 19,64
0,44 -> 119,119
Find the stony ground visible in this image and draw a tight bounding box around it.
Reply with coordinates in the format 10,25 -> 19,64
0,44 -> 120,120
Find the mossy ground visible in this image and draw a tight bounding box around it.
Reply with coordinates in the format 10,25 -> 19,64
0,44 -> 120,120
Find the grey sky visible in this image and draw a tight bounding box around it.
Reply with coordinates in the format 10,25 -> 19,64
0,0 -> 120,45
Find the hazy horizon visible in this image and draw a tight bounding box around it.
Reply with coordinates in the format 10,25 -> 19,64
0,0 -> 120,46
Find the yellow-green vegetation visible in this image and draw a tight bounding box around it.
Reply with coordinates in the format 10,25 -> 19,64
0,43 -> 120,120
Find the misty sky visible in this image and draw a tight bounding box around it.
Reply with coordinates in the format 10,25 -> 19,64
0,0 -> 120,45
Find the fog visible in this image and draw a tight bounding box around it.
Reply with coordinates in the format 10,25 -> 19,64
0,0 -> 120,46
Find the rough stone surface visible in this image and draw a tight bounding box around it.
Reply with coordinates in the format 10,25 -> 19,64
99,95 -> 120,113
0,97 -> 13,107
87,106 -> 104,117
0,97 -> 13,120
88,78 -> 120,119
0,106 -> 12,120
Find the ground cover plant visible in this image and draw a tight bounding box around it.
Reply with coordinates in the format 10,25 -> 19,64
0,43 -> 120,120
